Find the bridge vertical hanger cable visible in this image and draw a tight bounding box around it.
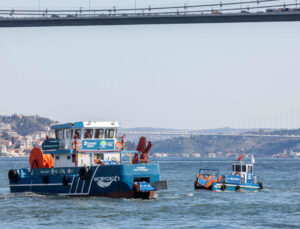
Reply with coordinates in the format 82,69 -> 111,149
0,0 -> 283,13
0,0 -> 299,18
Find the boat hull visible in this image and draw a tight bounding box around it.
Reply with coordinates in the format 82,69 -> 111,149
195,182 -> 260,191
9,164 -> 160,199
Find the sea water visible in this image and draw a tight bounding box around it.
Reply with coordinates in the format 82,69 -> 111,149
0,157 -> 299,228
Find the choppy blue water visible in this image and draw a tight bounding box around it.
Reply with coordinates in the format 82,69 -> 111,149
0,157 -> 299,228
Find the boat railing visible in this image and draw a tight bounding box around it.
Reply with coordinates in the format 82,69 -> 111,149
120,149 -> 157,164
219,173 -> 227,183
17,168 -> 31,178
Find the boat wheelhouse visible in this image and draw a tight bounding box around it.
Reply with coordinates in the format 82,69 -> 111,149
231,163 -> 254,184
8,121 -> 167,199
42,121 -> 122,167
194,158 -> 262,192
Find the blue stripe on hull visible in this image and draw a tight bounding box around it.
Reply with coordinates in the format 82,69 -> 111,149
212,183 -> 261,192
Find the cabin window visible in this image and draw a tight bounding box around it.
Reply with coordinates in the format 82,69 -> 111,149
235,165 -> 241,172
232,165 -> 235,171
55,130 -> 59,139
75,129 -> 82,139
248,166 -> 252,173
94,153 -> 104,160
110,129 -> 115,138
55,130 -> 64,139
84,129 -> 93,139
66,129 -> 72,139
57,130 -> 64,139
242,165 -> 246,172
105,129 -> 115,138
95,129 -> 104,139
67,156 -> 71,160
72,154 -> 75,163
55,156 -> 60,160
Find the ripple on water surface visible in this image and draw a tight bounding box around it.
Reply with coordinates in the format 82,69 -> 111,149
0,158 -> 299,228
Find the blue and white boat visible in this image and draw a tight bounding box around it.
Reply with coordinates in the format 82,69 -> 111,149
8,121 -> 167,199
194,157 -> 263,192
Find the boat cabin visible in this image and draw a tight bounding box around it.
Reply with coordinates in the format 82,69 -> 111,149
198,169 -> 219,178
231,163 -> 254,183
42,121 -> 123,168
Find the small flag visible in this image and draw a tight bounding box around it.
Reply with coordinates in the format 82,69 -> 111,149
238,154 -> 243,161
251,154 -> 255,164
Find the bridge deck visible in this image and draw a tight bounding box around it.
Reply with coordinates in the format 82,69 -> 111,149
1,12 -> 300,27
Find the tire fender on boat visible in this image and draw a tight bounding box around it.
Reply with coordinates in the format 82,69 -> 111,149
241,174 -> 245,183
259,182 -> 263,190
194,180 -> 198,189
62,176 -> 69,186
72,140 -> 80,150
42,175 -> 49,184
221,184 -> 226,191
79,167 -> 89,180
235,185 -> 240,191
8,169 -> 19,183
115,141 -> 123,150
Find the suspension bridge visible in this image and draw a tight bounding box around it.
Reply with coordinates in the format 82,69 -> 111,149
0,0 -> 300,27
119,131 -> 300,138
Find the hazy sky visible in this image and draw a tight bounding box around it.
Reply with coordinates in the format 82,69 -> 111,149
1,0 -> 300,129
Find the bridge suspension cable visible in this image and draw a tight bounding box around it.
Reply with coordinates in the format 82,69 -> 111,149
0,0 -> 280,13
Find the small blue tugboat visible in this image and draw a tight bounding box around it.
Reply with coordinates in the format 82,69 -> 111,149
194,155 -> 263,192
8,121 -> 167,199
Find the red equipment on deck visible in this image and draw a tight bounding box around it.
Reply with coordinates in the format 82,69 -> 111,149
132,137 -> 152,164
29,147 -> 54,171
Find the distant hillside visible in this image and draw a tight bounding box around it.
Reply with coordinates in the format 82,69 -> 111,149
0,114 -> 56,136
2,114 -> 300,156
150,135 -> 300,156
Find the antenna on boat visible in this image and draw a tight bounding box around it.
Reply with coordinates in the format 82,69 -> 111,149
45,128 -> 49,139
251,154 -> 255,164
